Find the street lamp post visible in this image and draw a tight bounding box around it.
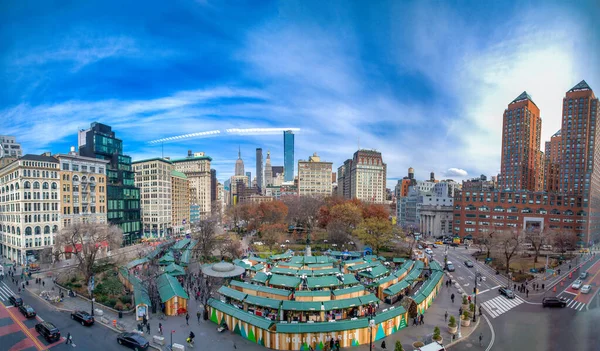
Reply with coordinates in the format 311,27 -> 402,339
473,271 -> 482,322
368,317 -> 375,351
89,274 -> 95,316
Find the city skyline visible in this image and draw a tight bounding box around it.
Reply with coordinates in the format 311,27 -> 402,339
1,1 -> 599,184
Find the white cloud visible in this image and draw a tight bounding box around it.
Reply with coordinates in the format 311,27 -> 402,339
444,168 -> 468,177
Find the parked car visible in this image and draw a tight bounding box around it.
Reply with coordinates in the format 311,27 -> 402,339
8,295 -> 23,307
18,305 -> 36,318
581,285 -> 592,294
499,287 -> 515,299
35,322 -> 61,342
117,332 -> 149,351
445,262 -> 455,272
435,241 -> 443,245
580,271 -> 589,279
464,260 -> 474,268
431,243 -> 438,248
542,297 -> 567,308
571,280 -> 583,290
71,311 -> 95,326
425,248 -> 433,255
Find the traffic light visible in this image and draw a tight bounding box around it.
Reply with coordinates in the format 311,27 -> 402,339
473,287 -> 477,294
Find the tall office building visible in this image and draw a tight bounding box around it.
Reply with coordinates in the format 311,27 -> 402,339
544,130 -> 562,192
0,154 -> 60,264
210,169 -> 217,202
172,150 -> 212,219
499,92 -> 543,192
234,147 -> 245,176
297,153 -> 333,196
284,130 -> 295,182
246,171 -> 251,186
171,170 -> 191,236
264,151 -> 273,188
56,148 -> 109,228
337,159 -> 353,199
349,149 -> 387,203
132,158 -> 173,238
0,135 -> 23,159
256,148 -> 263,193
79,122 -> 141,245
558,80 -> 599,244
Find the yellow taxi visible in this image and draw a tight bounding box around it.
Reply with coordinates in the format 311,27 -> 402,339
435,241 -> 443,245
579,248 -> 590,253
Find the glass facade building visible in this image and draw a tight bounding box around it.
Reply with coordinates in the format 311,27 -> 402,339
79,122 -> 141,245
283,130 -> 294,182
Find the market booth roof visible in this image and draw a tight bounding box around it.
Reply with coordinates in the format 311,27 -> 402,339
208,298 -> 275,330
281,300 -> 322,311
252,272 -> 269,284
268,274 -> 301,289
218,286 -> 247,302
306,275 -> 340,289
157,273 -> 189,302
164,263 -> 186,276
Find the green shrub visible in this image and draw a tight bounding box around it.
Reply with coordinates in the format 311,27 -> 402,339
469,303 -> 475,312
119,295 -> 132,304
93,283 -> 105,295
433,326 -> 441,341
96,295 -> 108,304
71,277 -> 77,283
101,277 -> 124,295
448,315 -> 456,327
462,295 -> 468,304
106,298 -> 118,307
71,283 -> 82,288
462,311 -> 469,319
395,340 -> 404,351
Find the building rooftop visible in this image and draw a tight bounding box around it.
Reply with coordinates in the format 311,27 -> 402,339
552,129 -> 561,138
568,80 -> 591,92
132,157 -> 173,165
20,154 -> 59,163
171,170 -> 187,179
170,155 -> 212,162
511,91 -> 536,105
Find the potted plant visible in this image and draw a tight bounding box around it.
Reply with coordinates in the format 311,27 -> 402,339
469,302 -> 476,316
395,340 -> 405,351
460,310 -> 471,327
412,341 -> 424,349
461,295 -> 469,311
448,315 -> 458,334
433,326 -> 442,343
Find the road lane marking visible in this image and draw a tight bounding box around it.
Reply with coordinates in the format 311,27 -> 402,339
2,302 -> 45,350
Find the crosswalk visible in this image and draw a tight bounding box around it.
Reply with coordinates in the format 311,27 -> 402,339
481,295 -> 524,318
563,297 -> 586,311
0,281 -> 16,303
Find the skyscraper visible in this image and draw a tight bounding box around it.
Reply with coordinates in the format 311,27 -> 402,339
210,169 -> 217,202
256,148 -> 263,192
246,171 -> 251,186
78,122 -> 141,245
264,151 -> 273,187
284,130 -> 295,182
349,149 -> 386,203
499,92 -> 543,192
544,130 -> 562,192
172,150 -> 212,219
234,146 -> 245,176
558,80 -> 599,244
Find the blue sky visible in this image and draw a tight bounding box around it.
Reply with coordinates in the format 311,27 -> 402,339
1,0 -> 599,184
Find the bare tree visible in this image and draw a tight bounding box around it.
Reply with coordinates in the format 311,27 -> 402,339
221,234 -> 243,259
477,229 -> 498,259
53,222 -> 122,283
282,195 -> 325,231
326,220 -> 350,246
495,230 -> 521,274
191,216 -> 220,261
549,229 -> 578,253
524,229 -> 546,263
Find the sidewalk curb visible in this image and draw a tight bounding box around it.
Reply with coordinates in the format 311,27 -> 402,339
445,316 -> 481,349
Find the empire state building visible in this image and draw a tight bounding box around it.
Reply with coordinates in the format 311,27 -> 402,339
235,146 -> 245,176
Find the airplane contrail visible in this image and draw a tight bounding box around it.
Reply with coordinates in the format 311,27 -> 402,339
147,128 -> 301,144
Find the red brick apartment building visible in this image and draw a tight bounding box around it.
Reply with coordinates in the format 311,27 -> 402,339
452,190 -> 586,238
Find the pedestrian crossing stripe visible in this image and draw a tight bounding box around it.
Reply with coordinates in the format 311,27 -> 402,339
481,296 -> 524,318
563,298 -> 586,311
0,282 -> 16,301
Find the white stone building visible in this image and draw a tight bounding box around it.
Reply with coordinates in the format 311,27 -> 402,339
133,158 -> 173,238
172,151 -> 212,219
297,153 -> 333,196
349,149 -> 386,203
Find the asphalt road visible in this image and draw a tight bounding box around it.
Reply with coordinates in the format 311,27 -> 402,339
0,277 -> 136,351
436,245 -> 600,351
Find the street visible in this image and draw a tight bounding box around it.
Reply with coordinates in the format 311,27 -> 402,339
434,245 -> 600,351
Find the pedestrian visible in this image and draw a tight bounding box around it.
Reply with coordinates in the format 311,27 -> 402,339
146,322 -> 150,334
335,338 -> 340,351
66,332 -> 72,344
479,333 -> 483,346
444,311 -> 448,322
468,295 -> 471,303
381,340 -> 387,349
451,293 -> 455,303
526,289 -> 529,298
142,314 -> 147,326
569,264 -> 571,270
42,281 -> 45,287
542,284 -> 545,290
159,323 -> 163,335
330,337 -> 335,350
186,313 -> 190,325
413,316 -> 418,326
459,307 -> 463,316
514,284 -> 516,290
197,310 -> 201,323
420,314 -> 424,325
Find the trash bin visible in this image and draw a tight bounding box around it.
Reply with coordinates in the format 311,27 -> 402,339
119,311 -> 123,319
